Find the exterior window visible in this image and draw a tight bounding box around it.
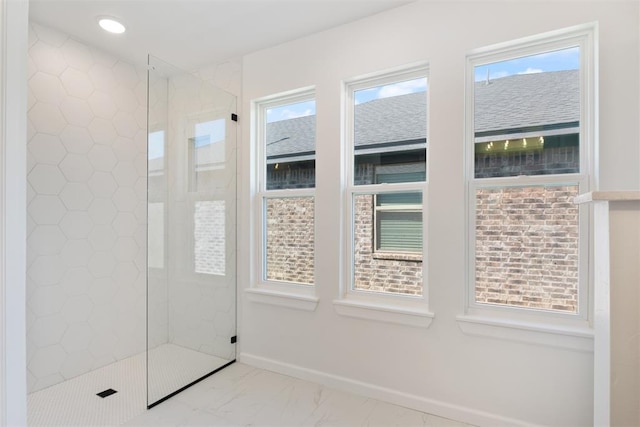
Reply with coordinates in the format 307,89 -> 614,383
466,30 -> 593,318
257,93 -> 316,286
374,165 -> 425,253
347,69 -> 428,296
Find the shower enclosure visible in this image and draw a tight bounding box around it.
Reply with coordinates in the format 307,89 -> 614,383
146,56 -> 237,408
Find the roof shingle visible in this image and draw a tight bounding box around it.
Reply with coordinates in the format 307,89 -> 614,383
266,70 -> 579,158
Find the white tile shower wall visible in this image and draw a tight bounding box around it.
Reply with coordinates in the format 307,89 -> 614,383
26,22 -> 147,392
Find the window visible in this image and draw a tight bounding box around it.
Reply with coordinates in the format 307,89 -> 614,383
465,27 -> 594,322
256,91 -> 316,287
374,165 -> 425,254
346,68 -> 428,297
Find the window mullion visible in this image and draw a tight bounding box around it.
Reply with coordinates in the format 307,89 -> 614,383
472,174 -> 583,189
351,182 -> 424,194
261,189 -> 315,199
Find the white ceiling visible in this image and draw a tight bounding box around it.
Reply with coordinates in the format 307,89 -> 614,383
29,0 -> 414,70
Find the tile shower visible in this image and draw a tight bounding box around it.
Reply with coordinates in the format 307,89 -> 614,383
26,21 -> 238,424
27,22 -> 148,392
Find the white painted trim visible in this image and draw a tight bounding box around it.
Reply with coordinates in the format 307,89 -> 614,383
456,315 -> 593,352
0,0 -> 28,426
574,191 -> 640,204
574,192 -> 640,424
244,288 -> 319,311
332,298 -> 433,328
239,352 -> 538,427
0,3 -> 5,423
591,201 -> 611,426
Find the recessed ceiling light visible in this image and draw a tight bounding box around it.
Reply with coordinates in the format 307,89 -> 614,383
98,17 -> 126,34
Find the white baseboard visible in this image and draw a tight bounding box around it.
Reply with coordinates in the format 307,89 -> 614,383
239,352 -> 536,427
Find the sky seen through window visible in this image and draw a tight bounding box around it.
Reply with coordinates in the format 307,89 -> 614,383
264,47 -> 578,124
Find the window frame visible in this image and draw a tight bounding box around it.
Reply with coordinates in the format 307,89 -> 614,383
462,24 -> 597,335
335,64 -> 434,327
374,201 -> 423,254
373,163 -> 425,255
250,88 -> 318,304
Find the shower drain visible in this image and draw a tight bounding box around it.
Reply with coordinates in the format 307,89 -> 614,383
96,388 -> 118,398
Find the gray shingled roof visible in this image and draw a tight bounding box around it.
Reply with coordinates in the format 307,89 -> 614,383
354,91 -> 427,147
474,70 -> 579,134
265,92 -> 427,160
266,115 -> 316,158
266,70 -> 579,159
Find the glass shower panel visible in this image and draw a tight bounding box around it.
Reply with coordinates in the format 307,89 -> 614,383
147,56 -> 237,408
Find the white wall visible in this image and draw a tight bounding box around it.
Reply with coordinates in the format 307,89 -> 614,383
239,2 -> 640,425
1,0 -> 29,424
25,22 -> 148,392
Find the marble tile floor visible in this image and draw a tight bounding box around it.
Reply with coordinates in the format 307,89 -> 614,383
125,363 -> 475,427
29,348 -> 474,426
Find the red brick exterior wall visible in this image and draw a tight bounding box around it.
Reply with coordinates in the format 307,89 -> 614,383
264,148 -> 580,307
353,194 -> 423,295
265,197 -> 315,284
264,194 -> 423,294
474,185 -> 579,312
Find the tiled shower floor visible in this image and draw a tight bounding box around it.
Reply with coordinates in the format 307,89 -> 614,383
27,344 -> 230,426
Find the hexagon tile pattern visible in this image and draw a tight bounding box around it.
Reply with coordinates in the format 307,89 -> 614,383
26,22 -> 147,393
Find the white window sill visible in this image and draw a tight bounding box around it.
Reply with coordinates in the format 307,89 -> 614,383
333,299 -> 434,328
244,288 -> 319,311
456,314 -> 594,352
